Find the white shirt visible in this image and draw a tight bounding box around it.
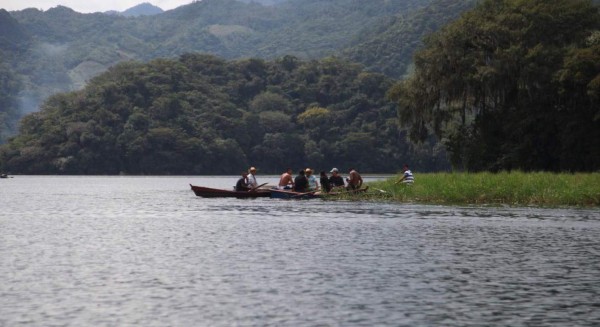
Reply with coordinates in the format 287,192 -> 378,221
247,173 -> 257,188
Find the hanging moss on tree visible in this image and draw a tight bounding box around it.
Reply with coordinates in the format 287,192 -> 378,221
389,0 -> 600,172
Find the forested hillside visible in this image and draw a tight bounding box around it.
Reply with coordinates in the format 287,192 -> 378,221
0,55 -> 447,174
390,0 -> 600,172
0,0 -> 447,141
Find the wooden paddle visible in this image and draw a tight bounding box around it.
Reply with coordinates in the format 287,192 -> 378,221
248,182 -> 268,192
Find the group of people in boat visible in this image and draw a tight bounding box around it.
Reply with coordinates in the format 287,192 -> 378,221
235,166 -> 364,193
235,164 -> 414,192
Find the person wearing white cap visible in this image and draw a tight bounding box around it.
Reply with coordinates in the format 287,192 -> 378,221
329,167 -> 345,189
247,167 -> 258,188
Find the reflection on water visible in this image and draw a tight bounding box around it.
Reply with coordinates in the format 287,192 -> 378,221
1,176 -> 599,326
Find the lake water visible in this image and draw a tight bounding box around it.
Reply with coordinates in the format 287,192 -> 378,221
1,176 -> 599,326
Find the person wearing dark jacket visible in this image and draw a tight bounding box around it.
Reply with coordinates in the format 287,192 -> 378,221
320,171 -> 332,193
293,170 -> 308,192
328,167 -> 345,189
235,172 -> 250,191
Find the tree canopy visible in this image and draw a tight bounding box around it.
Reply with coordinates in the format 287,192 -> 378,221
389,0 -> 600,172
0,55 -> 447,174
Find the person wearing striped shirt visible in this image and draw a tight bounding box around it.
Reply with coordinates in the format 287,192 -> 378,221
396,164 -> 414,184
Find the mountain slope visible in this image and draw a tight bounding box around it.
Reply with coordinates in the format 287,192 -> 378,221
0,9 -> 30,52
342,0 -> 477,78
3,0 -> 436,113
121,2 -> 164,17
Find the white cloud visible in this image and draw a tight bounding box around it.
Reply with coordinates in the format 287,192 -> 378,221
1,0 -> 194,13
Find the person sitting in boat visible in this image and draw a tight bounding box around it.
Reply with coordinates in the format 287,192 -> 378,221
320,171 -> 332,193
346,167 -> 363,190
247,167 -> 258,188
395,164 -> 414,185
328,168 -> 345,189
293,169 -> 308,192
235,171 -> 250,191
278,168 -> 294,190
305,168 -> 319,191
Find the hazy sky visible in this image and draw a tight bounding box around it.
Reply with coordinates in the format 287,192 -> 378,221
1,1 -> 195,13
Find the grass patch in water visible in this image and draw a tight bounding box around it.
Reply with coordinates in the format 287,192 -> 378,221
366,171 -> 600,207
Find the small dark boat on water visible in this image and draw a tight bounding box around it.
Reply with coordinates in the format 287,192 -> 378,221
190,184 -> 271,198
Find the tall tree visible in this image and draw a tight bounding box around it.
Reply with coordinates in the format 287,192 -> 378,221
389,0 -> 600,171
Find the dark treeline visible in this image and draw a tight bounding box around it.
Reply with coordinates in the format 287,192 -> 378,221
0,55 -> 446,174
389,0 -> 600,172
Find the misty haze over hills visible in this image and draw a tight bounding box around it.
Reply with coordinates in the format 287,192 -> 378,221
0,0 -> 474,142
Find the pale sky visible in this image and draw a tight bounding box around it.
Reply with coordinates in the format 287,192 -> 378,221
1,0 -> 195,13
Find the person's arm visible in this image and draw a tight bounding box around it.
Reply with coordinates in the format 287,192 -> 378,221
348,171 -> 358,185
395,175 -> 405,184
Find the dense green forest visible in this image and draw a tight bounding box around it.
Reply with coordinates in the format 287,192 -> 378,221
1,0 -> 474,141
389,0 -> 600,172
0,55 -> 447,174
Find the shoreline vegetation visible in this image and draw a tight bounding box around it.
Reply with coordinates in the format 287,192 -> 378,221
362,172 -> 600,207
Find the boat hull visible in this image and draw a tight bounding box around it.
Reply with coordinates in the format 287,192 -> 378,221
269,189 -> 320,199
190,184 -> 271,198
269,187 -> 369,199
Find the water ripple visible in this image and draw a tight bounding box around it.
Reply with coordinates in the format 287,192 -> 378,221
1,176 -> 599,326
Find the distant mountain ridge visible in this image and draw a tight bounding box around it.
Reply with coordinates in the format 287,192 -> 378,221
237,0 -> 289,4
120,2 -> 164,17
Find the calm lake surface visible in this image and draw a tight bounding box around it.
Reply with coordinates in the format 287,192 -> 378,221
1,176 -> 599,326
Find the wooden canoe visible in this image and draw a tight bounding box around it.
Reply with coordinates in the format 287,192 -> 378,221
190,184 -> 271,198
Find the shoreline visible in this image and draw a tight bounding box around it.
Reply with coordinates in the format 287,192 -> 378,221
365,172 -> 600,207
